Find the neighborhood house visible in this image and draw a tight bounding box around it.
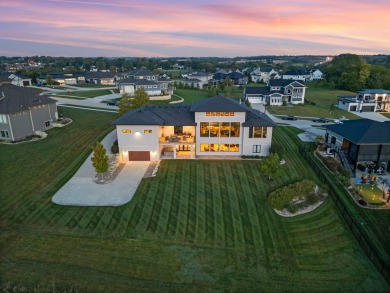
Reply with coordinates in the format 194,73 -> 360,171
0,82 -> 58,141
113,96 -> 276,161
324,119 -> 390,175
338,89 -> 390,113
244,80 -> 306,106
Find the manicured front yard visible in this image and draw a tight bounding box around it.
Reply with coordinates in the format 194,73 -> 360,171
0,112 -> 388,291
54,89 -> 113,98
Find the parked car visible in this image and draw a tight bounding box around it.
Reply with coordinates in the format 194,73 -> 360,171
312,117 -> 330,123
106,100 -> 119,106
282,115 -> 297,121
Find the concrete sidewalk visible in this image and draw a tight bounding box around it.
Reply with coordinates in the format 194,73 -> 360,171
52,130 -> 150,206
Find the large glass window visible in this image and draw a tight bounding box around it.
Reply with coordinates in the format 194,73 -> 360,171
210,144 -> 219,152
200,143 -> 209,152
230,144 -> 239,152
220,123 -> 230,137
200,122 -> 209,137
249,127 -> 267,138
230,123 -> 240,137
220,144 -> 229,152
209,122 -> 219,137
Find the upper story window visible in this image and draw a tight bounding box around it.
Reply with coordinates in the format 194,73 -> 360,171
249,127 -> 267,138
200,122 -> 240,137
206,112 -> 234,116
144,130 -> 152,134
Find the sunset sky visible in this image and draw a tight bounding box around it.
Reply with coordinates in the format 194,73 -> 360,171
1,0 -> 389,57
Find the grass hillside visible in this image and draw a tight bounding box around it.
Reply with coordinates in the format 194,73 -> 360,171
0,109 -> 388,292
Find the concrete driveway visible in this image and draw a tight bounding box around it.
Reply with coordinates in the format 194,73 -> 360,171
52,130 -> 150,206
353,111 -> 389,122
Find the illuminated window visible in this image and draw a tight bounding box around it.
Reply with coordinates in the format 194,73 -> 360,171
230,122 -> 240,137
206,112 -> 210,116
249,127 -> 267,138
211,112 -> 216,116
225,112 -> 230,116
122,129 -> 131,133
210,144 -> 219,152
220,122 -> 229,137
200,143 -> 209,152
230,112 -> 234,116
144,130 -> 152,133
209,122 -> 219,137
230,144 -> 239,152
220,144 -> 229,152
200,122 -> 209,137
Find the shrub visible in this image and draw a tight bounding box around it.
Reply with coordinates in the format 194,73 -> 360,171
268,179 -> 316,211
306,193 -> 320,205
319,156 -> 339,172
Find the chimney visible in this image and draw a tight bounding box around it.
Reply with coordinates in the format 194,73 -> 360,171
239,99 -> 242,104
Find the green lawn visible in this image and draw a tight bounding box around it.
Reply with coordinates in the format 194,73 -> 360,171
267,86 -> 360,119
174,88 -> 208,103
55,89 -> 113,99
72,83 -> 117,88
0,116 -> 388,291
381,113 -> 390,118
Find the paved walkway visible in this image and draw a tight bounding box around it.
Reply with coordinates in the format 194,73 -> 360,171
352,111 -> 389,122
52,130 -> 150,206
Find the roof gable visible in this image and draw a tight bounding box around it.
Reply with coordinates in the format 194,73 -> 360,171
190,96 -> 249,112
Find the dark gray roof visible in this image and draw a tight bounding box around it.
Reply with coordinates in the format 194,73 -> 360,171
243,109 -> 276,127
113,96 -> 276,128
324,119 -> 390,144
86,72 -> 117,79
182,78 -> 201,82
126,68 -> 156,77
269,80 -> 305,87
284,69 -> 310,76
134,79 -> 159,86
190,96 -> 249,112
358,89 -> 390,94
0,84 -> 56,114
117,78 -> 158,86
245,87 -> 273,95
338,96 -> 357,102
112,104 -> 196,126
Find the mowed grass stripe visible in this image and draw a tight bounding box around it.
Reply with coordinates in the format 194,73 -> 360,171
186,162 -> 198,243
195,161 -> 206,244
203,162 -> 216,244
222,163 -> 245,248
176,161 -> 190,242
210,162 -> 225,246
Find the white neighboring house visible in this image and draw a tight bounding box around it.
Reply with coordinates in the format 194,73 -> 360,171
245,80 -> 306,106
308,69 -> 323,81
187,72 -> 213,89
112,96 -> 276,162
8,73 -> 32,87
337,89 -> 390,113
282,69 -> 311,81
117,68 -> 172,96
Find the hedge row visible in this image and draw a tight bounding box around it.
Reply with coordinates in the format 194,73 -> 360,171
268,179 -> 317,210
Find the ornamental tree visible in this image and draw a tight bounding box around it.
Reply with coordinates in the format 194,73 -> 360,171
91,141 -> 109,181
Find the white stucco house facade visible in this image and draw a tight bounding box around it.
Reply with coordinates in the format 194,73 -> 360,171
113,96 -> 276,162
244,80 -> 306,106
337,89 -> 390,113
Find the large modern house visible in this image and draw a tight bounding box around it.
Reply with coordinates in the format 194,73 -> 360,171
338,89 -> 390,113
113,96 -> 276,161
244,80 -> 306,106
85,72 -> 119,85
0,82 -> 58,141
324,119 -> 390,175
117,68 -> 172,96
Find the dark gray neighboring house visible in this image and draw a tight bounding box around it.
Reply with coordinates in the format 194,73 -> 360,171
0,82 -> 58,141
324,119 -> 390,174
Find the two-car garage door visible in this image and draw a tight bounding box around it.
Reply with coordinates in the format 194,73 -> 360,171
128,151 -> 150,161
